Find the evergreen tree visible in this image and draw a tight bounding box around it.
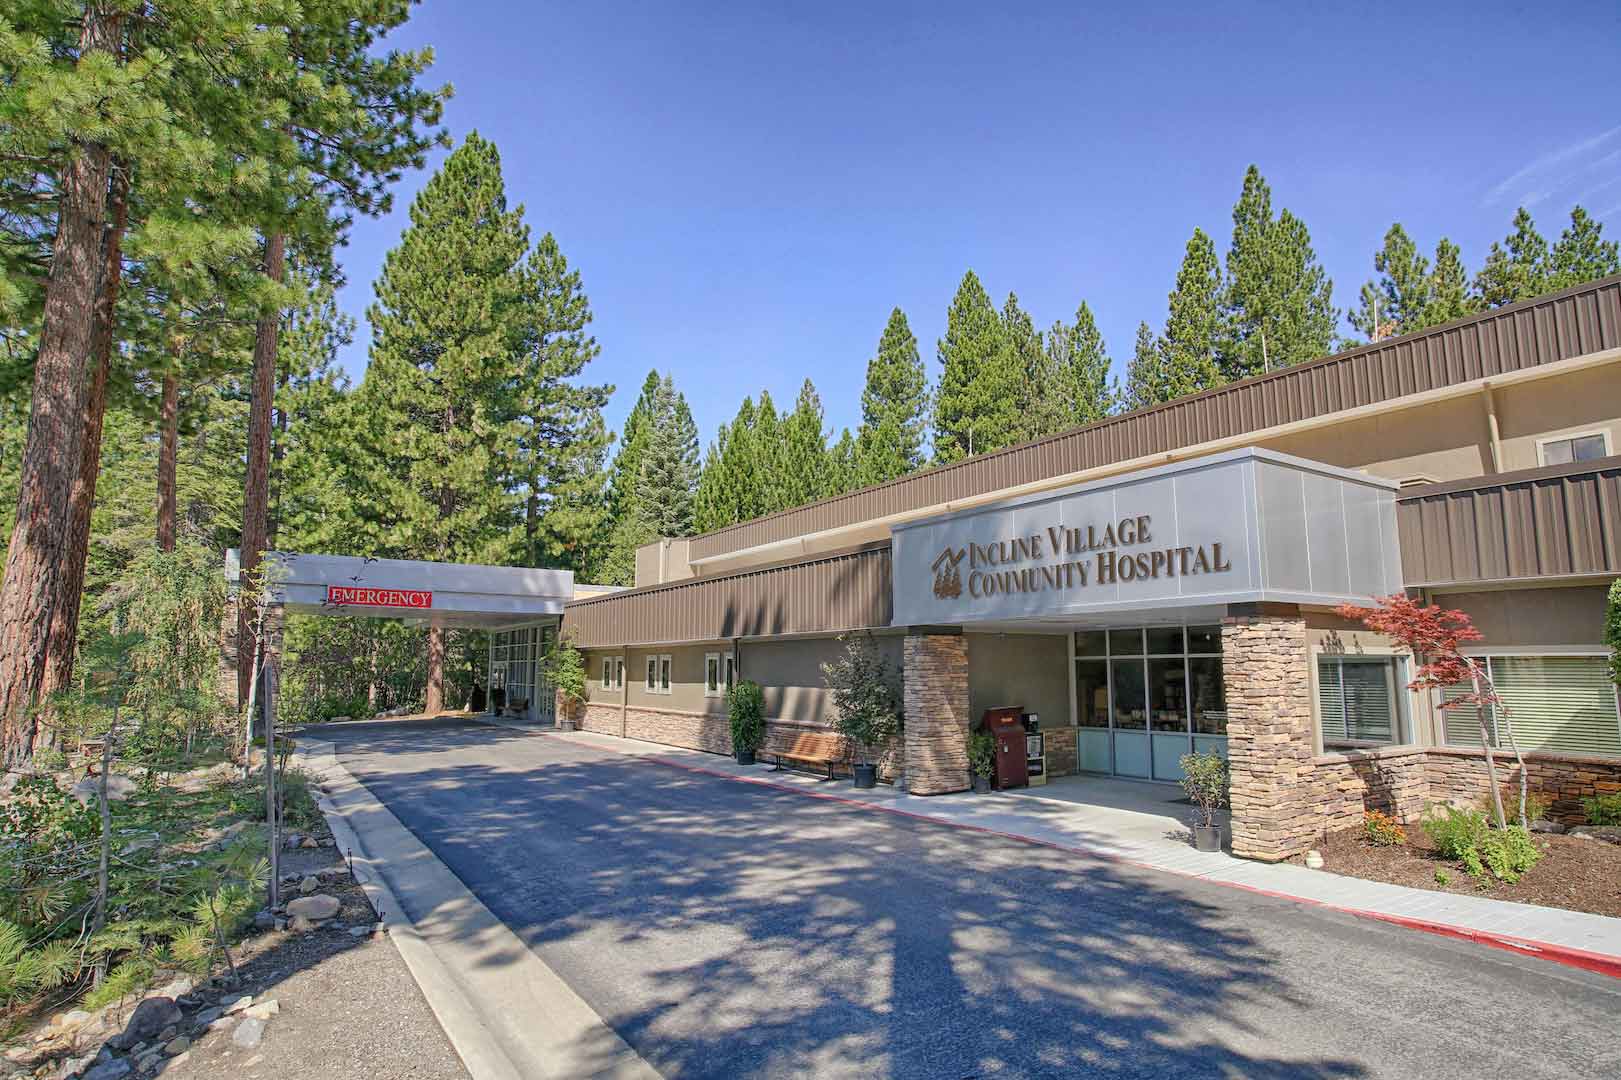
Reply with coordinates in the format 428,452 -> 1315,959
354,133 -> 534,712
752,391 -> 785,509
776,380 -> 832,508
1427,238 -> 1474,326
933,271 -> 1021,462
1349,224 -> 1432,341
1547,207 -> 1621,290
511,232 -> 612,571
632,375 -> 698,538
1159,229 -> 1225,398
695,397 -> 761,532
1122,322 -> 1164,411
1005,292 -> 1066,441
854,308 -> 928,484
1221,166 -> 1338,378
596,371 -> 662,585
827,428 -> 859,496
1044,301 -> 1117,428
1474,207 -> 1550,308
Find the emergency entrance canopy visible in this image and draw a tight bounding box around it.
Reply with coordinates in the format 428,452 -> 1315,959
225,550 -> 574,628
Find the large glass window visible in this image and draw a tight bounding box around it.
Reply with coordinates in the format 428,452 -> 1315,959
1443,655 -> 1621,757
1188,656 -> 1227,734
1318,656 -> 1403,745
1148,659 -> 1187,731
1075,660 -> 1109,727
1111,659 -> 1147,730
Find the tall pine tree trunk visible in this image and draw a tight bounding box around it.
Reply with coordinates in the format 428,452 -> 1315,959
38,163 -> 129,746
424,626 -> 445,715
237,232 -> 286,705
0,7 -> 121,765
268,371 -> 287,549
156,366 -> 179,551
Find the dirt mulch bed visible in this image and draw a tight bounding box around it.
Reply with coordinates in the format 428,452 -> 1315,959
1299,826 -> 1621,920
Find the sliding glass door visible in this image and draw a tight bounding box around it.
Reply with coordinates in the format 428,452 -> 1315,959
1073,626 -> 1228,781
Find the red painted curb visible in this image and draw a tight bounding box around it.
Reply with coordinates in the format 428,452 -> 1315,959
613,747 -> 1621,981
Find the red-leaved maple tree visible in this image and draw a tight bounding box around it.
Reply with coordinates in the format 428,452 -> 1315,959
1337,594 -> 1527,829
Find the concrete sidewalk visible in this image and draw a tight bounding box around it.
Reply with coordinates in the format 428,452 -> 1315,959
487,720 -> 1621,977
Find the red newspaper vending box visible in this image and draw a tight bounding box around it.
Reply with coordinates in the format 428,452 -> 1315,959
982,706 -> 1028,790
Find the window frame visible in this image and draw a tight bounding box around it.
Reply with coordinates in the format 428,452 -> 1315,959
1312,650 -> 1412,751
723,652 -> 737,692
613,657 -> 625,690
658,654 -> 672,693
601,658 -> 612,691
1446,648 -> 1621,758
704,652 -> 723,697
645,656 -> 658,693
1536,429 -> 1612,467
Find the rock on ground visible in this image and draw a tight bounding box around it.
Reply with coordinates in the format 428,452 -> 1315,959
285,894 -> 340,921
108,996 -> 181,1050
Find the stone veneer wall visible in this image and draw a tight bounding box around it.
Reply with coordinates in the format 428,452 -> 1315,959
1308,748 -> 1430,833
1222,613 -> 1317,861
1426,747 -> 1621,825
559,693 -> 903,779
1042,726 -> 1078,778
903,634 -> 970,796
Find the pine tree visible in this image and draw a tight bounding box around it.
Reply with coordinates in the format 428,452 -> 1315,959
694,397 -> 760,532
597,371 -> 661,584
1221,165 -> 1338,378
1123,322 -> 1164,411
827,428 -> 858,496
632,375 -> 698,538
752,391 -> 785,510
1547,207 -> 1621,290
1159,229 -> 1225,398
1427,238 -> 1474,326
1350,224 -> 1433,341
1044,301 -> 1117,428
776,380 -> 831,508
511,232 -> 612,571
1005,292 -> 1066,441
355,133 -> 533,713
933,271 -> 1021,462
854,308 -> 928,485
1474,207 -> 1550,308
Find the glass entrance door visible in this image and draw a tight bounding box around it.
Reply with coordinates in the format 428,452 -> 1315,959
1073,626 -> 1228,781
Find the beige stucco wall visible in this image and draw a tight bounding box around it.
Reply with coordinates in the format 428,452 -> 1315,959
1262,393 -> 1490,483
1493,365 -> 1621,471
741,634 -> 903,726
1432,585 -> 1612,648
966,632 -> 1071,732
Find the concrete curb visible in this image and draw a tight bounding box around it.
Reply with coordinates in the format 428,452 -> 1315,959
499,724 -> 1621,982
297,738 -> 662,1080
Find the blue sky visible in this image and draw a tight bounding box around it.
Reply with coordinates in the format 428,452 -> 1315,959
333,1 -> 1621,451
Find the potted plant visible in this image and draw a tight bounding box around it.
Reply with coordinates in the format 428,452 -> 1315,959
1178,750 -> 1228,851
541,634 -> 587,728
729,680 -> 765,765
968,729 -> 995,793
821,633 -> 902,789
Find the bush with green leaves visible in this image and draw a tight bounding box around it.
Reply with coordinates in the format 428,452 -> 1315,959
728,680 -> 766,754
1583,793 -> 1621,826
968,729 -> 995,781
1362,809 -> 1405,847
1177,751 -> 1229,828
1421,804 -> 1543,883
542,634 -> 588,708
820,633 -> 902,765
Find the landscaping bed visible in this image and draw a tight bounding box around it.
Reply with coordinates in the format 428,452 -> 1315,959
1303,824 -> 1621,919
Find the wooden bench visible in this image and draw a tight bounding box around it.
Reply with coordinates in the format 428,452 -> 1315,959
770,731 -> 843,781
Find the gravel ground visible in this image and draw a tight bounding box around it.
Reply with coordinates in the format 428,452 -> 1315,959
163,837 -> 469,1080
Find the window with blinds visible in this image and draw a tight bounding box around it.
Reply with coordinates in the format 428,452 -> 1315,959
1443,655 -> 1621,757
1318,656 -> 1403,745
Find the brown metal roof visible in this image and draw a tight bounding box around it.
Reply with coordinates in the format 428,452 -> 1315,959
1396,455 -> 1621,587
689,275 -> 1621,562
562,544 -> 893,648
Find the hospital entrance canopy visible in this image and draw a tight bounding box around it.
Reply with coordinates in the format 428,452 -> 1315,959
225,550 -> 576,629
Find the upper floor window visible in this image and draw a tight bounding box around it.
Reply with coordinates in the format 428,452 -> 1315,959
1539,432 -> 1609,467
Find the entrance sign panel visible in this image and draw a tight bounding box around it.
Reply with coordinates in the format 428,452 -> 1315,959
893,448 -> 1400,626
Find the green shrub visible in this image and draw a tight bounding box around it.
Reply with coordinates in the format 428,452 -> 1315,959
968,730 -> 995,781
1583,793 -> 1621,826
31,747 -> 68,773
1362,809 -> 1405,846
542,634 -> 588,708
1421,804 -> 1543,882
821,633 -> 902,765
1177,751 -> 1229,828
1433,869 -> 1451,886
728,681 -> 766,754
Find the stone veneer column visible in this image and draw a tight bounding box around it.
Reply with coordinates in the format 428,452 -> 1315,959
903,632 -> 970,796
1222,606 -> 1317,861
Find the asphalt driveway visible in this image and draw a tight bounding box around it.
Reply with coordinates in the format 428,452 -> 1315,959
314,717 -> 1621,1080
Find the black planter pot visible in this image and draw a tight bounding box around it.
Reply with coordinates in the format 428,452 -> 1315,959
852,763 -> 878,789
1192,824 -> 1222,852
735,748 -> 756,766
971,774 -> 991,794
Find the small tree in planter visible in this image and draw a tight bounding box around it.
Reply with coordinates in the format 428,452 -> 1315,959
542,634 -> 588,727
1178,750 -> 1228,851
728,680 -> 766,765
1338,594 -> 1529,830
821,632 -> 902,789
968,728 -> 995,793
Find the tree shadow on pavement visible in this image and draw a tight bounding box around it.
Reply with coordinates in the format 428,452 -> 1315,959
315,718 -> 1371,1079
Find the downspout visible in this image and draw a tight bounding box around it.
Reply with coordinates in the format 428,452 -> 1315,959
1480,383 -> 1503,474
620,649 -> 628,738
